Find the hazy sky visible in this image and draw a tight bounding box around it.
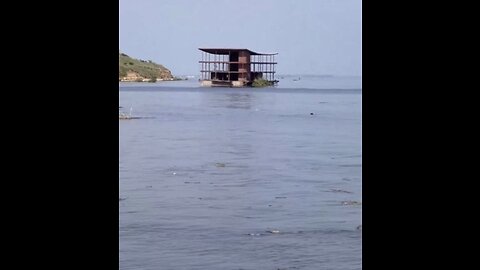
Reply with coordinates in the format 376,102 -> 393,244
120,0 -> 361,76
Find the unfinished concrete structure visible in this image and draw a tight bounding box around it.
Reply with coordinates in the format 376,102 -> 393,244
199,48 -> 278,87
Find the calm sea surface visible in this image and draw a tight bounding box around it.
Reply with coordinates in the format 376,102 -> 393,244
120,76 -> 362,270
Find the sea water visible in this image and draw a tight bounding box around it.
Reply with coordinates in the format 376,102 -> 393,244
119,75 -> 362,270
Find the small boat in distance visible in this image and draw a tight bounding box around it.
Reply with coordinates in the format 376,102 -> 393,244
119,107 -> 133,120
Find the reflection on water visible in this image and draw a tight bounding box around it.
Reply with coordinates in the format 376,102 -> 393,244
202,92 -> 253,110
120,86 -> 362,270
225,93 -> 252,110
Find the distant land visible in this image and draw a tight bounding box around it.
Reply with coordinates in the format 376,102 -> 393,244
119,53 -> 175,82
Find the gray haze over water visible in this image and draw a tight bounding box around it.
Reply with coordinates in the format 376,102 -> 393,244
120,76 -> 362,269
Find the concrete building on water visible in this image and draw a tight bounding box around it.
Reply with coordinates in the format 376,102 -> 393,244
199,48 -> 278,87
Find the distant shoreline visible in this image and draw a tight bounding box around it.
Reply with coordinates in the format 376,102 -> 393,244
119,77 -> 185,83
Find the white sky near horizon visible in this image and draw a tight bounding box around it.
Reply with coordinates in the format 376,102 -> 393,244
119,0 -> 362,76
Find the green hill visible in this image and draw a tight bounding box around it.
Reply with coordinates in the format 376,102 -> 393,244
119,53 -> 174,82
